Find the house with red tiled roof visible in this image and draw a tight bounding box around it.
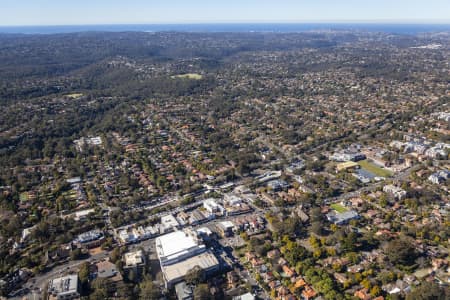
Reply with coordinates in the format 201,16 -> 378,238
250,257 -> 264,268
263,272 -> 274,283
245,252 -> 256,262
301,286 -> 317,300
282,265 -> 295,278
277,286 -> 290,297
354,288 -> 371,300
334,273 -> 348,284
294,278 -> 306,289
290,277 -> 307,294
268,280 -> 281,289
267,249 -> 281,259
281,295 -> 296,300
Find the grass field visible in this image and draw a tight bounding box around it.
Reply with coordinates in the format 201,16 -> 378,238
357,159 -> 393,177
171,73 -> 203,80
19,192 -> 29,202
331,203 -> 348,213
66,93 -> 84,99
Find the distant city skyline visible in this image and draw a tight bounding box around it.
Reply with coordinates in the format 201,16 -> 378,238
1,0 -> 449,26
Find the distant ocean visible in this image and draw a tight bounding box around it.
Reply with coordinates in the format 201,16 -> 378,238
0,23 -> 449,35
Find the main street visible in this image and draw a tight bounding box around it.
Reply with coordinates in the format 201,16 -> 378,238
15,183 -> 257,300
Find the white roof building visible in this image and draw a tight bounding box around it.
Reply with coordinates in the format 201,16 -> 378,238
75,229 -> 103,244
118,229 -> 131,244
124,249 -> 145,268
156,230 -> 219,288
66,177 -> 81,184
73,208 -> 95,221
220,221 -> 235,230
383,185 -> 407,200
233,293 -> 256,300
203,198 -> 224,214
196,227 -> 213,237
224,193 -> 243,206
161,214 -> 180,233
326,210 -> 359,225
156,230 -> 205,266
88,136 -> 102,145
428,170 -> 450,184
256,170 -> 282,183
48,274 -> 80,300
234,185 -> 251,194
21,226 -> 36,243
74,136 -> 102,152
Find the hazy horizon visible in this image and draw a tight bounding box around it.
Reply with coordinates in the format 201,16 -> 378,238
2,20 -> 450,27
1,23 -> 449,35
1,0 -> 449,27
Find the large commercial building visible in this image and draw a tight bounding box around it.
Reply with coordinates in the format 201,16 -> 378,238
156,230 -> 219,288
156,230 -> 206,266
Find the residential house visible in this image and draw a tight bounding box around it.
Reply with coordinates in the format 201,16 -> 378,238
301,286 -> 317,300
276,286 -> 290,298
245,252 -> 256,262
382,279 -> 411,295
354,288 -> 371,300
267,249 -> 280,260
227,271 -> 239,289
334,273 -> 348,285
175,281 -> 194,300
294,277 -> 306,290
428,170 -> 450,184
282,265 -> 295,278
250,258 -> 264,268
268,280 -> 281,290
278,257 -> 288,266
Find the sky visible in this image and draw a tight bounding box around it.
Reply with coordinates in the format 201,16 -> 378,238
0,0 -> 449,26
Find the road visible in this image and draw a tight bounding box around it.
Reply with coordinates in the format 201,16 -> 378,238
14,251 -> 109,300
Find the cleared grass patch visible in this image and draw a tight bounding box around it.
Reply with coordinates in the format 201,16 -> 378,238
171,73 -> 203,80
357,159 -> 393,177
331,203 -> 348,213
66,93 -> 84,99
19,193 -> 29,202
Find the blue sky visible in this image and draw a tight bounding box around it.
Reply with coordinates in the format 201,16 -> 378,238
1,0 -> 449,26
